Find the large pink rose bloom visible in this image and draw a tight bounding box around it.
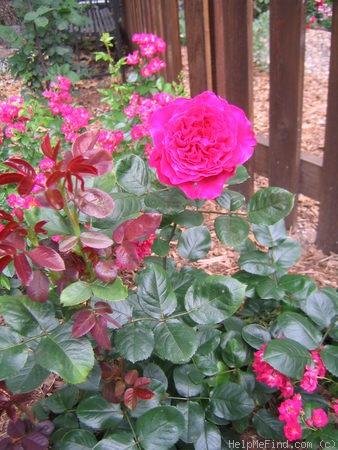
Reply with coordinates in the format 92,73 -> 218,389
149,90 -> 256,199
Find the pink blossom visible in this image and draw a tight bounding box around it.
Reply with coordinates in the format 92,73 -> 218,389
39,157 -> 55,170
5,122 -> 26,138
300,365 -> 319,393
278,393 -> 303,422
310,349 -> 326,377
283,420 -> 302,441
98,130 -> 124,152
131,124 -> 148,140
140,43 -> 157,58
126,51 -> 140,65
7,194 -> 39,209
311,409 -> 328,428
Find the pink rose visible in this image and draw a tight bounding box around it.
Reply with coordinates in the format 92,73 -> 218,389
149,90 -> 256,200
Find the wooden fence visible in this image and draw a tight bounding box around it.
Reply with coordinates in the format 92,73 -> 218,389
119,0 -> 338,254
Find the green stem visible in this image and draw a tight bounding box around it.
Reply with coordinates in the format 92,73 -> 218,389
123,408 -> 141,449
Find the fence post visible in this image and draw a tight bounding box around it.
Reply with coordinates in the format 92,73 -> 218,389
209,0 -> 254,198
269,0 -> 306,228
316,1 -> 338,254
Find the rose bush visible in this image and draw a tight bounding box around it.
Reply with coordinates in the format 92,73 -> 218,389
0,33 -> 337,450
149,91 -> 256,200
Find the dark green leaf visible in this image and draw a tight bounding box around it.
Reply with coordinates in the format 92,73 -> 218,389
114,322 -> 154,363
263,338 -> 311,378
154,320 -> 199,363
137,263 -> 177,318
25,207 -> 71,235
0,295 -> 58,336
36,324 -> 94,384
279,274 -> 317,303
177,226 -> 211,260
108,192 -> 141,221
277,312 -> 322,350
238,251 -> 275,275
77,395 -> 123,429
303,291 -> 338,328
194,421 -> 221,450
6,352 -> 49,393
269,238 -> 302,269
136,406 -> 185,450
34,16 -> 49,27
93,432 -> 137,449
91,278 -> 128,302
144,188 -> 187,214
247,187 -> 294,225
176,401 -> 204,443
252,410 -> 285,440
60,281 -> 92,306
221,334 -> 252,368
172,210 -> 204,227
151,237 -> 170,256
252,220 -> 287,247
256,278 -> 285,300
173,364 -> 204,397
115,154 -> 150,194
185,276 -> 246,324
242,324 -> 271,350
321,345 -> 338,376
226,165 -> 249,185
214,216 -> 249,247
44,385 -> 79,413
0,328 -> 28,379
216,189 -> 245,211
210,382 -> 254,420
60,429 -> 97,450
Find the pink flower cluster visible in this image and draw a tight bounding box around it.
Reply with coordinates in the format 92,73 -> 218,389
43,76 -> 91,142
278,394 -> 328,441
7,193 -> 40,210
124,92 -> 173,145
97,130 -> 124,153
253,344 -> 326,398
0,96 -> 30,139
126,33 -> 167,78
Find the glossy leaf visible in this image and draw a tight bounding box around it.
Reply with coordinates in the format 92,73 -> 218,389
13,253 -> 33,286
28,246 -> 65,271
172,210 -> 204,227
0,327 -> 28,379
154,320 -> 199,363
176,401 -> 204,443
60,280 -> 92,306
115,322 -> 154,363
144,188 -> 188,214
94,259 -> 118,283
137,263 -> 177,318
263,338 -> 311,378
58,235 -> 79,252
91,277 -> 127,302
226,165 -> 249,185
72,129 -> 100,156
60,429 -> 97,450
303,291 -> 338,328
124,213 -> 162,242
72,310 -> 96,338
269,238 -> 302,269
44,384 -> 79,413
252,410 -> 285,440
115,154 -> 150,194
238,251 -> 275,275
210,382 -> 254,420
177,226 -> 211,261
36,323 -> 94,384
214,215 -> 249,247
184,276 -> 246,324
6,352 -> 49,393
216,189 -> 245,211
173,364 -> 204,397
277,312 -> 322,350
80,231 -> 113,249
136,406 -> 185,450
194,421 -> 221,450
321,345 -> 338,376
45,187 -> 64,210
75,188 -> 115,218
242,324 -> 271,350
77,394 -> 123,429
93,432 -> 137,449
252,220 -> 287,247
26,270 -> 50,302
247,187 -> 295,225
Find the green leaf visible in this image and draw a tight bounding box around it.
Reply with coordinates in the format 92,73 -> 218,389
221,333 -> 252,368
252,410 -> 285,440
137,264 -> 177,318
238,251 -> 275,275
115,155 -> 150,194
210,382 -> 254,420
247,187 -> 294,225
60,281 -> 92,306
154,320 -> 199,363
36,323 -> 94,384
60,429 -> 97,450
0,295 -> 58,336
108,192 -> 141,220
77,395 -> 123,430
91,278 -> 128,302
269,238 -> 302,269
279,274 -> 317,303
242,324 -> 271,350
177,226 -> 211,260
151,237 -> 170,256
114,322 -> 154,363
303,291 -> 338,328
44,384 -> 79,413
226,165 -> 249,185
93,432 -> 137,449
277,312 -> 322,350
136,406 -> 185,450
263,338 -> 311,378
195,421 -> 221,450
25,207 -> 71,235
176,401 -> 204,443
216,189 -> 246,211
172,210 -> 204,227
321,345 -> 338,376
256,278 -> 285,300
6,352 -> 49,393
144,188 -> 187,214
214,216 -> 249,247
34,16 -> 49,27
173,364 -> 204,397
184,276 -> 246,325
0,328 -> 28,379
252,220 -> 287,247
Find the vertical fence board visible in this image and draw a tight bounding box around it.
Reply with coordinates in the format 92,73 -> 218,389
316,1 -> 338,253
184,0 -> 209,95
269,0 -> 306,227
209,0 -> 254,198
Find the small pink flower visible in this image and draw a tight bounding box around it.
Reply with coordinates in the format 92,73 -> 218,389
39,157 -> 55,170
278,393 -> 303,422
311,409 -> 328,428
283,420 -> 302,441
300,365 -> 319,393
126,51 -> 140,65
